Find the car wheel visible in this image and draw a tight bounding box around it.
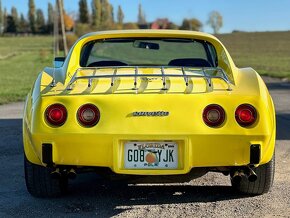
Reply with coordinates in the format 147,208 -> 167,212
24,156 -> 68,198
231,153 -> 275,195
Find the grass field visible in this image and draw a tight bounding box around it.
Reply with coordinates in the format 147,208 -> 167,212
0,36 -> 54,104
217,31 -> 290,79
0,31 -> 289,104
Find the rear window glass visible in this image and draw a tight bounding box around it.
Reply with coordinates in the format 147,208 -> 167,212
80,38 -> 217,68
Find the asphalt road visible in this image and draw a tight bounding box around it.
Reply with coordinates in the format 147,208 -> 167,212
0,77 -> 289,217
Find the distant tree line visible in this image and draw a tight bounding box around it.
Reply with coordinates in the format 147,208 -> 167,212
75,0 -> 205,34
0,0 -> 48,34
0,0 -> 73,34
0,0 -> 223,36
74,0 -> 223,35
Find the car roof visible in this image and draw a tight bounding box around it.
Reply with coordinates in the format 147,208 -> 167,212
79,29 -> 219,42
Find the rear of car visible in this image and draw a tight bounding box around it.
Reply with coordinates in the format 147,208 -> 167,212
23,30 -> 275,197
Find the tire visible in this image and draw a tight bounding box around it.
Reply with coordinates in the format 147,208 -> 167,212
231,153 -> 275,195
24,156 -> 68,198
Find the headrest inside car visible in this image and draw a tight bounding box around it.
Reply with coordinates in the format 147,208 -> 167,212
168,58 -> 212,67
87,61 -> 128,67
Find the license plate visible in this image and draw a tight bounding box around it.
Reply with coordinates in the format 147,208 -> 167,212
124,141 -> 178,169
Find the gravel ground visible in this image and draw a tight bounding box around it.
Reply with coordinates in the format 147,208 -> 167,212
0,77 -> 289,217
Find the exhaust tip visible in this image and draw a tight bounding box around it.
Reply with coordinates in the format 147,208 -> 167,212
248,174 -> 257,182
232,171 -> 244,184
247,167 -> 257,182
67,168 -> 77,179
50,169 -> 61,179
232,167 -> 258,183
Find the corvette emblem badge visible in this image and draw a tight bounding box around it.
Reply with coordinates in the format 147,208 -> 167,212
132,111 -> 169,117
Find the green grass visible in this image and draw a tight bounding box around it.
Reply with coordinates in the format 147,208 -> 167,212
0,36 -> 54,104
216,31 -> 290,79
0,31 -> 289,104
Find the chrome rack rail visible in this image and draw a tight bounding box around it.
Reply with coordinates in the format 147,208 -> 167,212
66,66 -> 232,92
181,67 -> 189,86
133,67 -> 138,90
111,68 -> 117,86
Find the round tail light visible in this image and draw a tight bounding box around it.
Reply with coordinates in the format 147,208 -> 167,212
45,104 -> 67,127
235,104 -> 257,127
203,104 -> 225,127
77,104 -> 100,127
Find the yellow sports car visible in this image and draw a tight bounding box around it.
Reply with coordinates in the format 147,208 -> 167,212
23,30 -> 275,197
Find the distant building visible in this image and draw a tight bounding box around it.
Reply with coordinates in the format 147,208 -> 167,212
137,19 -> 178,30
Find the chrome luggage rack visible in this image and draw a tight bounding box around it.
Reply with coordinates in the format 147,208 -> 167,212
65,66 -> 232,92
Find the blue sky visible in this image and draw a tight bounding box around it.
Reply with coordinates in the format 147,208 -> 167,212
2,0 -> 290,33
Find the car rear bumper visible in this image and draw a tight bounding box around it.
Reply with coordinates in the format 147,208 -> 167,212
24,130 -> 275,175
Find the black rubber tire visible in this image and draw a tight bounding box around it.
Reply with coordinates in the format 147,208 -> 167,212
231,153 -> 275,195
24,156 -> 68,198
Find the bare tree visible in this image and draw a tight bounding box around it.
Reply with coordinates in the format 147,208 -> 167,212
207,11 -> 223,34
